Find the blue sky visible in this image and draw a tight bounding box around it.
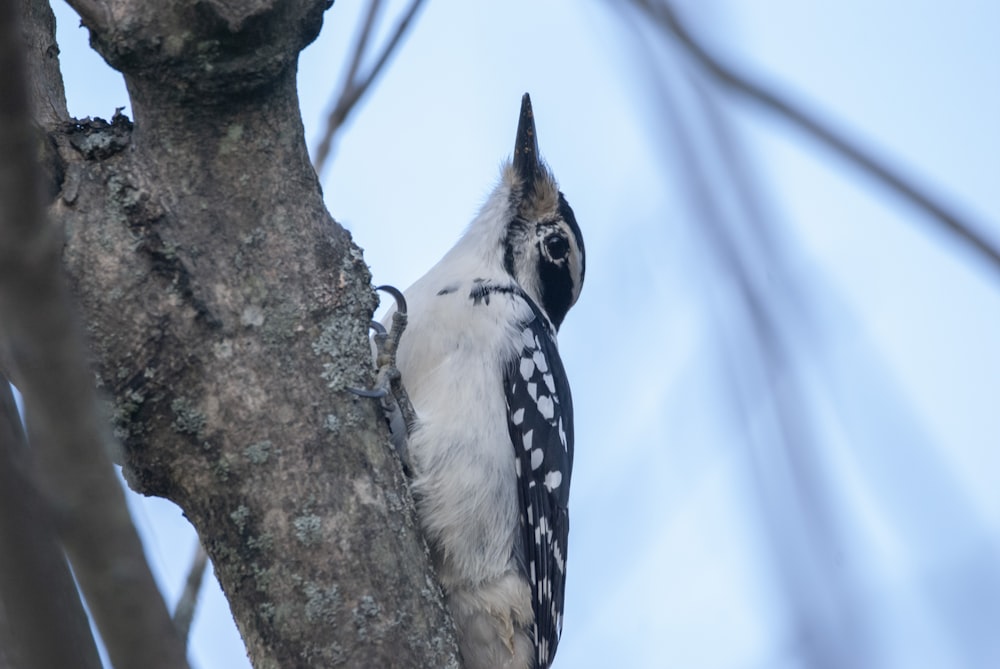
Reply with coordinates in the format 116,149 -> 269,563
42,1 -> 1000,667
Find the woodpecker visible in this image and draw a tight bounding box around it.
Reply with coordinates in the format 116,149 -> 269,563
373,94 -> 584,669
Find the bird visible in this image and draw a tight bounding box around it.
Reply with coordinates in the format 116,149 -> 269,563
377,93 -> 584,668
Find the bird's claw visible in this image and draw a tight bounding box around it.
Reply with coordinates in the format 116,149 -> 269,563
345,385 -> 388,399
374,284 -> 407,315
347,285 -> 416,476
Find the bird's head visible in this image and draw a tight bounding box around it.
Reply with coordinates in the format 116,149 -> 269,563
498,94 -> 585,330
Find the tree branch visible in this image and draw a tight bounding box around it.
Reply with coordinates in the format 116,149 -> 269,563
0,2 -> 189,667
313,0 -> 426,175
0,377 -> 104,669
628,0 -> 1000,278
49,0 -> 460,665
18,0 -> 69,128
62,0 -> 110,32
173,541 -> 209,647
341,0 -> 384,94
615,18 -> 871,665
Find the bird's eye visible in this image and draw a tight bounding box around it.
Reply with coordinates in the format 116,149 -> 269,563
544,235 -> 569,261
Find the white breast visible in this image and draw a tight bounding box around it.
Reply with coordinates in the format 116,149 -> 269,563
390,265 -> 533,586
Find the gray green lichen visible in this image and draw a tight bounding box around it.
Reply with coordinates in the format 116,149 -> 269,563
230,505 -> 250,532
303,583 -> 341,625
244,440 -> 272,464
324,413 -> 340,433
293,513 -> 322,546
352,595 -> 383,642
170,397 -> 206,436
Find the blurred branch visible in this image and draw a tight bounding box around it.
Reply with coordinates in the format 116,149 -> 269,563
0,378 -> 103,669
615,10 -> 869,665
0,2 -> 189,667
615,3 -> 999,664
173,541 -> 209,646
628,0 -> 1000,278
313,0 -> 427,176
341,0 -> 384,91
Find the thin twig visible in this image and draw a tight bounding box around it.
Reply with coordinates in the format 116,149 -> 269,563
313,0 -> 385,172
352,0 -> 426,103
173,542 -> 209,646
341,0 -> 384,97
313,0 -> 427,176
628,0 -> 1000,277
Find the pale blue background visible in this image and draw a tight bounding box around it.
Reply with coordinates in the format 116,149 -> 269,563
40,1 -> 1000,667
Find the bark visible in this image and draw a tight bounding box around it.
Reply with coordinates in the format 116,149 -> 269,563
17,0 -> 66,125
15,0 -> 460,666
3,0 -> 189,666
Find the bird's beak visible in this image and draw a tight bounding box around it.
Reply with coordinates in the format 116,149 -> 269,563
513,93 -> 540,185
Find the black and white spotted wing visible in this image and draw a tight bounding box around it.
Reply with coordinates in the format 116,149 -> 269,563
505,302 -> 574,669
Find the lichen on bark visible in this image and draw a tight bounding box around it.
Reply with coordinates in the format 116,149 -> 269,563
28,0 -> 460,665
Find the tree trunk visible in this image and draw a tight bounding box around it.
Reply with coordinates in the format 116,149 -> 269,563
24,0 -> 459,666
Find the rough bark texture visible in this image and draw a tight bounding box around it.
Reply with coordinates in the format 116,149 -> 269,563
17,0 -> 68,127
4,1 -> 189,666
25,0 -> 460,666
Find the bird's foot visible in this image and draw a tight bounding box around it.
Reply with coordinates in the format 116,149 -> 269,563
347,285 -> 417,476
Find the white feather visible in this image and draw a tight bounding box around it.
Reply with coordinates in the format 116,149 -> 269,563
387,168 -> 532,586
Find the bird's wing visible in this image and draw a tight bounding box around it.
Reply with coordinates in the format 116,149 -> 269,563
504,297 -> 574,668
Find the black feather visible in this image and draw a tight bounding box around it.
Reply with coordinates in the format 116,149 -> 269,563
504,294 -> 573,668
